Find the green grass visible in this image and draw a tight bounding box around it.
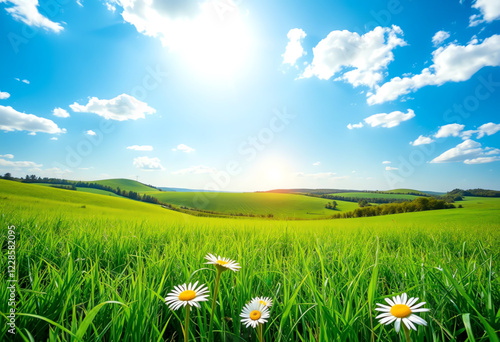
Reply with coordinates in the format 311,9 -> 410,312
76,187 -> 122,197
328,192 -> 420,200
0,180 -> 499,341
92,178 -> 159,192
148,191 -> 359,219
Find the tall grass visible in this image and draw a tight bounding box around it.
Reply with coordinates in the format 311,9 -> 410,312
1,206 -> 499,341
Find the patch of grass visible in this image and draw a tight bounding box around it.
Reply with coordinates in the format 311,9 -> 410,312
0,180 -> 499,341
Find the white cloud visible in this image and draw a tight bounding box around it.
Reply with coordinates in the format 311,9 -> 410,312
302,26 -> 406,88
0,105 -> 66,134
464,156 -> 500,164
14,78 -> 30,84
312,161 -> 321,166
294,172 -> 338,179
411,135 -> 435,146
368,35 -> 500,104
477,122 -> 500,138
382,161 -> 391,164
1,0 -> 64,32
85,130 -> 96,136
133,156 -> 164,170
70,94 -> 156,121
172,144 -> 195,153
385,166 -> 399,171
50,137 -> 58,141
127,145 -> 153,151
172,165 -> 217,175
109,0 -> 250,76
0,158 -> 42,168
52,107 -> 70,118
435,123 -> 465,138
347,122 -> 364,129
0,91 -> 10,100
282,28 -> 307,66
364,109 -> 415,128
431,139 -> 500,163
470,0 -> 500,26
432,30 -> 450,46
0,154 -> 14,159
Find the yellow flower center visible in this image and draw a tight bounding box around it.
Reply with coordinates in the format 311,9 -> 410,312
259,300 -> 267,306
391,304 -> 411,318
217,260 -> 228,265
250,310 -> 261,320
178,290 -> 196,301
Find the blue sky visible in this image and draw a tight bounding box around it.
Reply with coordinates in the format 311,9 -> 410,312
1,0 -> 499,192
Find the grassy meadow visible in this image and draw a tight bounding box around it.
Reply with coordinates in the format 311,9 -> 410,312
0,180 -> 499,341
146,191 -> 359,219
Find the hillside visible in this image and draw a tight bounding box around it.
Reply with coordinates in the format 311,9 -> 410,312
148,191 -> 359,219
0,180 -> 180,220
93,178 -> 159,192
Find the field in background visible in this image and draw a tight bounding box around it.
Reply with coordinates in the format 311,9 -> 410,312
146,191 -> 359,219
0,180 -> 499,341
326,192 -> 420,200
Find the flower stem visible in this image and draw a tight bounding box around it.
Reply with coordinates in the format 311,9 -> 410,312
209,269 -> 222,339
257,324 -> 264,342
184,305 -> 191,342
403,325 -> 411,342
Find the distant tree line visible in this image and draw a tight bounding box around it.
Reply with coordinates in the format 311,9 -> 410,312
309,193 -> 413,204
447,188 -> 500,198
328,197 -> 455,219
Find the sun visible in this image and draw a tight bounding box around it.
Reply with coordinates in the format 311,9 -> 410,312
170,1 -> 253,79
267,167 -> 283,182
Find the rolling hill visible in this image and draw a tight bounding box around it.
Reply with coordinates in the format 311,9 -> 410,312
148,191 -> 359,219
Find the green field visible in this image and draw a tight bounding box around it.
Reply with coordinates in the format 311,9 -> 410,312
0,180 -> 499,341
328,192 -> 420,200
92,178 -> 159,192
147,191 -> 359,218
76,187 -> 122,197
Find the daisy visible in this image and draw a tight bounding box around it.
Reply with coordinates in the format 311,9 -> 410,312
375,293 -> 429,339
241,301 -> 270,342
205,253 -> 241,338
165,281 -> 209,310
205,253 -> 241,272
165,281 -> 209,342
251,296 -> 273,308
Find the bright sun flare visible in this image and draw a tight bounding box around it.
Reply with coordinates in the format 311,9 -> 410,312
171,2 -> 252,78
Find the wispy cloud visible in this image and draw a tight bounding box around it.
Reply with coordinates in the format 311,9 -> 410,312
0,105 -> 66,134
172,144 -> 195,153
71,94 -> 156,121
133,156 -> 164,170
127,145 -> 153,151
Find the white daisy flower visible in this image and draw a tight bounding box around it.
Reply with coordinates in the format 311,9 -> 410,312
240,301 -> 270,328
251,296 -> 273,308
375,293 -> 430,333
205,253 -> 241,272
165,281 -> 209,310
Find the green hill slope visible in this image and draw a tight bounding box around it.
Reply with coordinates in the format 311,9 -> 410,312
0,180 -> 179,220
149,191 -> 359,219
93,178 -> 158,192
